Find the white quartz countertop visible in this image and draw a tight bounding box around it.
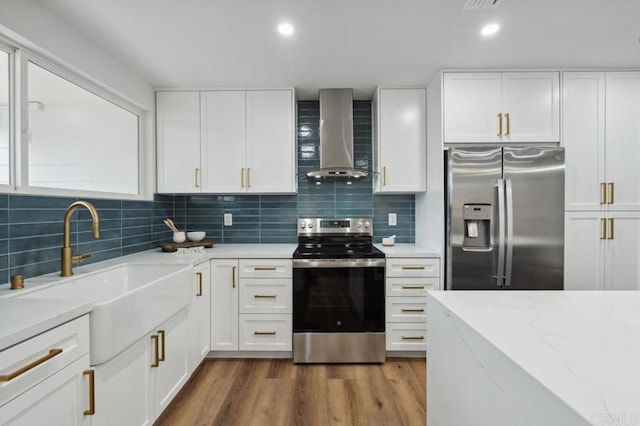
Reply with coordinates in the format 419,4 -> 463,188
0,298 -> 92,351
428,291 -> 640,423
374,243 -> 440,258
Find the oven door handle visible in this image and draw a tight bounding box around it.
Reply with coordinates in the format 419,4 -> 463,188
293,259 -> 386,268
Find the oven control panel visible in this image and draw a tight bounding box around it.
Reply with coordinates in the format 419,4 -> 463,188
298,218 -> 373,235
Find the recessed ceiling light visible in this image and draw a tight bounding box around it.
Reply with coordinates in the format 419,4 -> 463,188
481,23 -> 500,37
278,22 -> 294,37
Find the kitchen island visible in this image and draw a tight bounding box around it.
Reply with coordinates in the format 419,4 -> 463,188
427,291 -> 640,426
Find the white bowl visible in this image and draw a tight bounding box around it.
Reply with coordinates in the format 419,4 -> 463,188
173,232 -> 186,243
187,231 -> 206,242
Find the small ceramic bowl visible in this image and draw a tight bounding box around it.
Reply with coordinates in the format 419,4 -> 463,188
173,232 -> 186,243
187,231 -> 206,242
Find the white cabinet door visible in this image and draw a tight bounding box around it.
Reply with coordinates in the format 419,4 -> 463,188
156,91 -> 201,193
443,73 -> 502,143
246,90 -> 295,193
375,88 -> 426,193
0,355 -> 91,426
92,337 -> 152,426
210,259 -> 239,350
605,212 -> 640,290
564,212 -> 605,291
605,72 -> 640,211
200,91 -> 246,193
501,72 -> 560,143
194,262 -> 211,364
562,72 -> 606,211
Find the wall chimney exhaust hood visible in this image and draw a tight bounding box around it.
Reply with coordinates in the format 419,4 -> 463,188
306,88 -> 368,179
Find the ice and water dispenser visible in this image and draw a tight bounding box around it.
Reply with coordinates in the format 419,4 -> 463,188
462,204 -> 491,251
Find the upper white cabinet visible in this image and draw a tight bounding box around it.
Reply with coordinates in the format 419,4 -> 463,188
443,72 -> 560,144
157,89 -> 296,194
373,88 -> 426,193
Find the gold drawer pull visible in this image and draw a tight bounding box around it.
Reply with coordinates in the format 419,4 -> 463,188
83,369 -> 95,415
254,267 -> 277,271
402,266 -> 425,270
254,331 -> 277,335
608,182 -> 615,204
497,113 -> 503,136
0,348 -> 63,381
382,166 -> 387,186
401,308 -> 425,313
150,335 -> 160,368
254,294 -> 277,298
241,168 -> 245,188
600,183 -> 607,205
158,330 -> 166,362
247,168 -> 251,188
401,336 -> 425,340
196,272 -> 203,296
505,112 -> 510,136
232,265 -> 236,288
608,218 -> 614,240
401,285 -> 425,289
600,218 -> 607,240
195,168 -> 200,188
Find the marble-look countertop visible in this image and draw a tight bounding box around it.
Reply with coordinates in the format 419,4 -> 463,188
427,291 -> 640,424
374,243 -> 440,258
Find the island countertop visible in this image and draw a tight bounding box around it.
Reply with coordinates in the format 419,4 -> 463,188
427,290 -> 640,426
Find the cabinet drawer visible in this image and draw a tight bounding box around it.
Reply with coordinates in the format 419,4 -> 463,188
386,323 -> 427,351
0,315 -> 90,407
239,278 -> 292,314
239,314 -> 292,351
239,259 -> 292,278
386,297 -> 427,323
386,277 -> 438,296
386,258 -> 439,278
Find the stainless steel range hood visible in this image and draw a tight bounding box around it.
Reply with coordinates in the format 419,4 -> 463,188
306,89 -> 368,179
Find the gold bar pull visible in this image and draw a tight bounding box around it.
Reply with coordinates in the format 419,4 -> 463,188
600,183 -> 607,205
196,272 -> 203,296
150,335 -> 160,368
158,330 -> 166,362
608,182 -> 614,204
401,285 -> 425,289
254,331 -> 277,335
254,294 -> 277,298
382,166 -> 387,186
254,266 -> 277,271
232,265 -> 236,288
401,336 -> 425,340
402,266 -> 425,270
241,168 -> 245,188
600,218 -> 607,240
0,348 -> 63,381
505,113 -> 510,136
608,218 -> 614,240
195,168 -> 200,188
401,308 -> 425,313
83,369 -> 95,415
497,113 -> 503,136
247,168 -> 251,188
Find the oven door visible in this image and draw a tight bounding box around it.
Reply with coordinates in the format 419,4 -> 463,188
292,259 -> 385,333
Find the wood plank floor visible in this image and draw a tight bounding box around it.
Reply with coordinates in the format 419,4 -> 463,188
155,358 -> 426,426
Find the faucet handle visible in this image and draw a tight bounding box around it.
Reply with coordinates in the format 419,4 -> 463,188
71,253 -> 93,264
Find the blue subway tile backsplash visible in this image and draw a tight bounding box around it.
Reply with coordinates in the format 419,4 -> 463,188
0,100 -> 414,283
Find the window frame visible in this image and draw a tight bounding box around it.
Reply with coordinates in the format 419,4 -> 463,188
0,40 -> 15,192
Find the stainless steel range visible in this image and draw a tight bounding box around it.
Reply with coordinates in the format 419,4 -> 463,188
292,218 -> 385,363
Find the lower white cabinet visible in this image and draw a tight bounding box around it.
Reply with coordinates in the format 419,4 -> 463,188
565,211 -> 640,290
210,259 -> 239,350
188,261 -> 211,372
239,314 -> 292,351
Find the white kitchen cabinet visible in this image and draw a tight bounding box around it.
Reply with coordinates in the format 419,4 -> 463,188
188,261 -> 211,372
564,211 -> 640,291
373,87 -> 426,193
210,259 -> 239,351
157,89 -> 296,194
443,72 -> 560,143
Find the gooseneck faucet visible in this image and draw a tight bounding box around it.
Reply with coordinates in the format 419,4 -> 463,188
61,201 -> 100,277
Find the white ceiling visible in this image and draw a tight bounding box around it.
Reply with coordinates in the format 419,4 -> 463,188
35,0 -> 640,100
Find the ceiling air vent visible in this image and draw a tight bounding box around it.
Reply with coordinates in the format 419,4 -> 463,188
462,0 -> 504,10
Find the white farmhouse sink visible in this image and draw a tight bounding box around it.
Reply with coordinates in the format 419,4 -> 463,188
19,263 -> 193,365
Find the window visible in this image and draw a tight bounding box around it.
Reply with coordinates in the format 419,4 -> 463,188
0,48 -> 9,185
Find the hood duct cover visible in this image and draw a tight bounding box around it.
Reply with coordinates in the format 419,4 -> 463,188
306,88 -> 368,178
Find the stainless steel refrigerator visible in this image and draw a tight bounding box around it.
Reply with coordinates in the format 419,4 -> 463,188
446,146 -> 564,290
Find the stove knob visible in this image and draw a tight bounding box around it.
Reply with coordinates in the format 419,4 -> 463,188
364,221 -> 370,228
307,223 -> 313,229
357,222 -> 363,229
300,221 -> 306,229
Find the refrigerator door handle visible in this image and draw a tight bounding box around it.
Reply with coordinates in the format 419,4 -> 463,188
496,179 -> 506,287
504,179 -> 514,287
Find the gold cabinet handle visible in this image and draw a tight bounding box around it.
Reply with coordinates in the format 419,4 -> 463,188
195,168 -> 200,188
151,335 -> 160,368
608,218 -> 614,240
401,308 -> 425,313
241,168 -> 245,188
196,272 -> 203,296
497,113 -> 503,136
158,330 -> 166,362
401,336 -> 425,340
505,113 -> 510,136
608,182 -> 615,204
254,331 -> 276,335
600,183 -> 607,205
0,348 -> 63,382
402,266 -> 425,270
254,266 -> 277,271
382,166 -> 387,186
254,294 -> 277,298
83,369 -> 95,415
247,168 -> 251,188
232,265 -> 236,288
601,218 -> 607,240
401,285 -> 425,289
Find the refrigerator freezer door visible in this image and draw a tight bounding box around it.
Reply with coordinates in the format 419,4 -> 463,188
503,147 -> 564,290
447,148 -> 503,290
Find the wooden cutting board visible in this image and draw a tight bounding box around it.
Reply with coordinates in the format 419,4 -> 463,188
160,241 -> 216,252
